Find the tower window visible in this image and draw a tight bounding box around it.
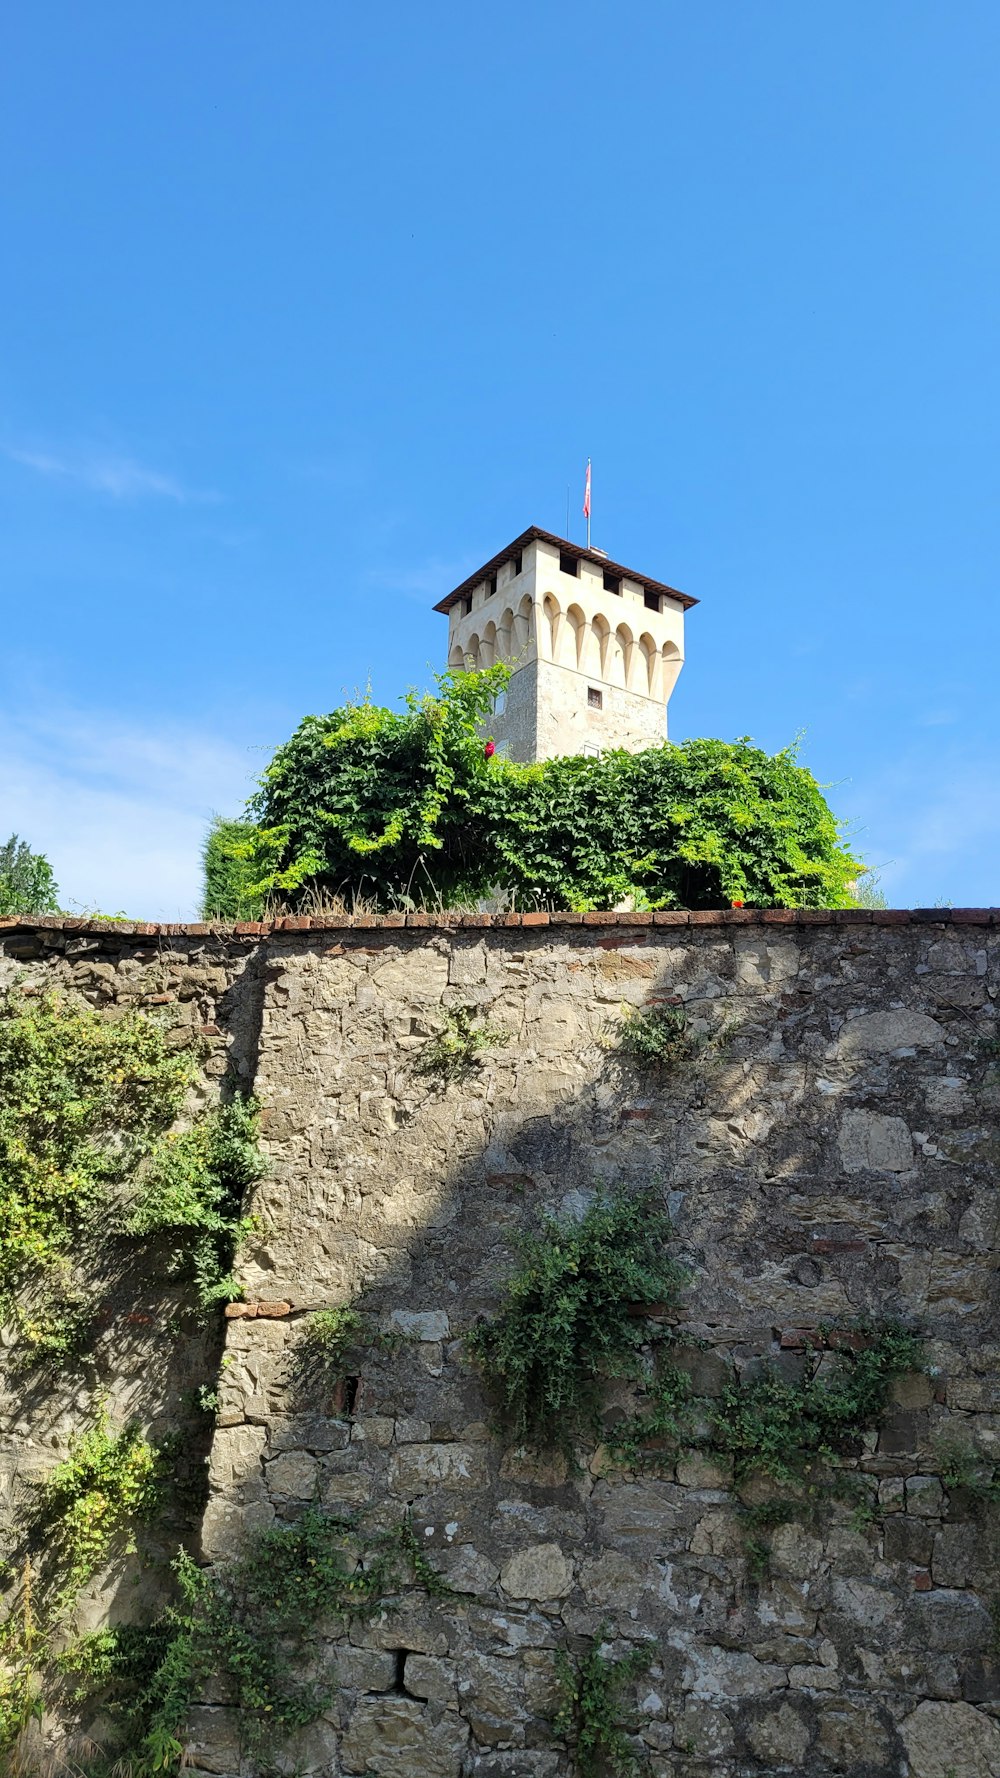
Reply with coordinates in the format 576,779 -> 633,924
487,574 -> 498,600
603,572 -> 621,595
559,551 -> 579,577
512,552 -> 523,577
643,590 -> 661,612
587,686 -> 603,709
460,596 -> 472,617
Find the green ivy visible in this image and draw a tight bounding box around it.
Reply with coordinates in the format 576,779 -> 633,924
59,1509 -> 451,1773
466,1190 -> 685,1455
552,1627 -> 652,1777
0,992 -> 266,1355
32,1411 -> 172,1614
220,669 -> 861,912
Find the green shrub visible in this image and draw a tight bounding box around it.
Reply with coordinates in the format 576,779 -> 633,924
240,669 -> 861,912
0,834 -> 59,917
127,1096 -> 267,1308
201,816 -> 268,921
466,1190 -> 684,1454
552,1627 -> 652,1777
613,1003 -> 696,1072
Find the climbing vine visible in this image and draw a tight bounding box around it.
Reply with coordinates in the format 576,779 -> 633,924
466,1190 -> 685,1455
56,1508 -> 451,1772
209,668 -> 862,913
552,1627 -> 652,1777
0,990 -> 266,1359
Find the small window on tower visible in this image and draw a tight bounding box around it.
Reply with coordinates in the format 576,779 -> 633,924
487,575 -> 498,600
559,551 -> 579,577
512,552 -> 523,577
461,597 -> 472,617
644,590 -> 661,612
588,686 -> 603,709
603,572 -> 621,595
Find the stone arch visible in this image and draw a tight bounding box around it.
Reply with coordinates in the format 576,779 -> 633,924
590,613 -> 611,679
512,593 -> 533,657
481,622 -> 497,669
638,632 -> 658,696
564,602 -> 587,669
542,594 -> 561,661
465,633 -> 482,669
661,640 -> 682,700
496,608 -> 514,662
609,622 -> 634,688
448,641 -> 465,670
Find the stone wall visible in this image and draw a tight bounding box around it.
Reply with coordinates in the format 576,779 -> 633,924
3,907 -> 1000,1776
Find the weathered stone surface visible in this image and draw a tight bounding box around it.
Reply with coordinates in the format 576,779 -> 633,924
838,1108 -> 914,1172
836,1009 -> 946,1055
500,1543 -> 574,1600
7,918 -> 1000,1777
744,1699 -> 811,1765
340,1697 -> 469,1776
901,1700 -> 1000,1778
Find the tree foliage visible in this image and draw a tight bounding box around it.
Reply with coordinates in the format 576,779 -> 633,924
0,834 -> 59,917
209,669 -> 861,913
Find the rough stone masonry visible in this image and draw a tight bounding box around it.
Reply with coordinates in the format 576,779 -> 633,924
3,906 -> 1000,1777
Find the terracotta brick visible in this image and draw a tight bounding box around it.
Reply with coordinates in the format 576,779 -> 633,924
811,1237 -> 868,1256
652,911 -> 689,925
582,911 -> 617,925
224,1302 -> 258,1319
256,1301 -> 292,1318
520,911 -> 550,926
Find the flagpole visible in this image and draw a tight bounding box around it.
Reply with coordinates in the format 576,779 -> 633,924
586,458 -> 591,550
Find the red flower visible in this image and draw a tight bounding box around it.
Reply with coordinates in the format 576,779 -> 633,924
731,899 -> 744,908
484,740 -> 495,759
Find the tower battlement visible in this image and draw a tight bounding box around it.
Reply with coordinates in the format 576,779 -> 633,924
434,525 -> 696,762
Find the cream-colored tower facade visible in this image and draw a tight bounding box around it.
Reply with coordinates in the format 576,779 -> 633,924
435,526 -> 696,763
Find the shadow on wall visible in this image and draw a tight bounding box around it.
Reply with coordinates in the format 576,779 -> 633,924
197,917 -> 1000,1778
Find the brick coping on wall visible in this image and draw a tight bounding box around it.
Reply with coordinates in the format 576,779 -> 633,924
2,907 -> 999,939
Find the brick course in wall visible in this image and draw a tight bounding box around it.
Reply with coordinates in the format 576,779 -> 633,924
2,913 -> 1000,1777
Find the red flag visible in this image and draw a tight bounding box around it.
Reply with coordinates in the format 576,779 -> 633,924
582,459 -> 591,521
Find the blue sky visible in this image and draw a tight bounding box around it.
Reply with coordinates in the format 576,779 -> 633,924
2,3 -> 998,916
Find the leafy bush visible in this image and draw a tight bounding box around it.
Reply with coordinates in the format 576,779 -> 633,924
222,669 -> 861,912
466,1190 -> 684,1454
552,1628 -> 652,1777
201,816 -> 268,921
0,834 -> 59,917
127,1096 -> 266,1308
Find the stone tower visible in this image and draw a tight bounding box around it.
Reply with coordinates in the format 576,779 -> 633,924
434,525 -> 696,763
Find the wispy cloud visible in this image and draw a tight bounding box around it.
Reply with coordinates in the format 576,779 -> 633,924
846,746 -> 1000,906
4,444 -> 214,503
0,707 -> 256,920
366,554 -> 477,605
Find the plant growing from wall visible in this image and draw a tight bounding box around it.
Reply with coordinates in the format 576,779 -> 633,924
610,1322 -> 925,1570
418,1004 -> 510,1081
220,668 -> 862,912
57,1508 -> 451,1773
466,1190 -> 685,1456
613,1002 -> 696,1073
552,1627 -> 652,1777
31,1411 -> 173,1614
0,991 -> 266,1357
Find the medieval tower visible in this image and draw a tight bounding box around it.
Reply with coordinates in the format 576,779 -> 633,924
435,525 -> 696,763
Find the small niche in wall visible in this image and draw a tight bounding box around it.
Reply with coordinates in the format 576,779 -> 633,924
588,686 -> 603,709
559,551 -> 579,577
603,571 -> 621,595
